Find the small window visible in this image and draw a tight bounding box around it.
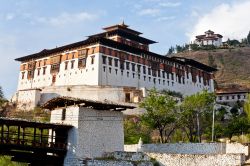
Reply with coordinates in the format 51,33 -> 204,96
62,108 -> 66,120
72,52 -> 75,59
21,72 -> 25,79
65,61 -> 68,70
91,56 -> 95,64
71,60 -> 75,69
103,66 -> 106,72
43,67 -> 46,75
158,70 -> 161,77
148,68 -> 151,75
37,68 -> 40,76
120,61 -> 124,70
114,59 -> 118,67
125,93 -> 131,102
108,57 -> 112,66
126,62 -> 130,70
102,56 -> 107,64
109,67 -> 111,73
162,71 -> 165,78
127,72 -> 129,77
143,66 -> 146,74
132,63 -> 135,72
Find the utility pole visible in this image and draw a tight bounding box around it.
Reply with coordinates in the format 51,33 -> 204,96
212,107 -> 215,142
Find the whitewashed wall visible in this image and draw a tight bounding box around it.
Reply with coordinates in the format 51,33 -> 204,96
50,106 -> 124,165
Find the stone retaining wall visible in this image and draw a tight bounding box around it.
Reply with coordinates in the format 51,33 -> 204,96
124,143 -> 249,156
147,153 -> 245,166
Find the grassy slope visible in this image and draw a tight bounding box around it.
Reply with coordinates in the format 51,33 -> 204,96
175,47 -> 250,88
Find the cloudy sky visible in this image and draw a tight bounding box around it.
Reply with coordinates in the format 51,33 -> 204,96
0,0 -> 250,98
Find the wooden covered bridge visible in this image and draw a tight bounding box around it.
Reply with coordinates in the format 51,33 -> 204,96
0,117 -> 72,165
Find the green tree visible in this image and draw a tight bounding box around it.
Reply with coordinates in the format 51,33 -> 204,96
124,116 -> 151,144
180,91 -> 216,142
139,89 -> 177,143
190,43 -> 199,51
167,46 -> 175,55
244,93 -> 250,120
176,45 -> 182,53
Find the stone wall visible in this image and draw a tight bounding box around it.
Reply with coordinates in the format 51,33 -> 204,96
125,143 -> 226,154
124,143 -> 249,156
226,143 -> 249,156
84,160 -> 153,166
147,153 -> 245,166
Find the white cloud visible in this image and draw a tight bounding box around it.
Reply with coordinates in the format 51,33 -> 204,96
188,1 -> 250,41
36,12 -> 98,26
159,2 -> 181,7
5,13 -> 15,20
138,8 -> 160,16
156,16 -> 175,22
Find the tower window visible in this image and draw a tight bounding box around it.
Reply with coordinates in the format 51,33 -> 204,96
21,72 -> 25,79
71,60 -> 75,69
108,57 -> 112,66
114,59 -> 118,67
102,56 -> 107,64
126,62 -> 130,70
91,56 -> 95,64
65,61 -> 68,70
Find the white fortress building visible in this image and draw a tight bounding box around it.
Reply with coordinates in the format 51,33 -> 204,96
194,30 -> 223,47
14,23 -> 217,109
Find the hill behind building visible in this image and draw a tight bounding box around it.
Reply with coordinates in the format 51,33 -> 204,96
174,47 -> 250,88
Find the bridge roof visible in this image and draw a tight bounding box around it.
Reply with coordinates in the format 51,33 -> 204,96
42,96 -> 136,111
0,117 -> 72,129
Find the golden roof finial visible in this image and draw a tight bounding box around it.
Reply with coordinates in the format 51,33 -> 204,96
121,20 -> 125,26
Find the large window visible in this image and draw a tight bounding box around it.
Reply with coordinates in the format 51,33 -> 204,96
27,70 -> 34,79
78,58 -> 86,68
51,64 -> 60,73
